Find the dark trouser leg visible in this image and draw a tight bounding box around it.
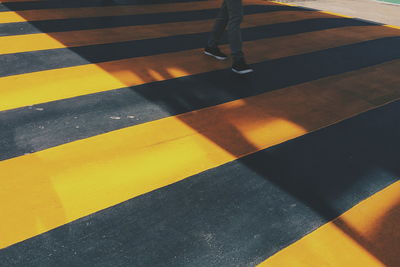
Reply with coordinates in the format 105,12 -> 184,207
207,0 -> 244,61
207,1 -> 229,48
225,0 -> 244,61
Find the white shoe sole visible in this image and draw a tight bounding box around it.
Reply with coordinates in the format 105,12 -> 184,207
204,51 -> 227,60
232,68 -> 254,74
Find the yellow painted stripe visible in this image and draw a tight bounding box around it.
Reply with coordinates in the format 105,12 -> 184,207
0,0 -> 276,24
385,24 -> 400,29
0,1 -> 223,23
270,1 -> 295,7
0,10 -> 329,55
320,11 -> 353,18
1,25 -> 399,112
1,57 -> 400,248
258,181 -> 400,267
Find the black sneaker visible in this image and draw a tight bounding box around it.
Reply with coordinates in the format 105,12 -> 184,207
232,58 -> 254,74
204,46 -> 228,60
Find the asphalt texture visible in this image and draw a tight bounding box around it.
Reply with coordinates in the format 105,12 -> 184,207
0,0 -> 399,266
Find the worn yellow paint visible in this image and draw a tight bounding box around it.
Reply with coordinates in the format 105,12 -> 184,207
1,25 -> 399,112
1,56 -> 400,248
0,11 -> 327,55
258,181 -> 400,267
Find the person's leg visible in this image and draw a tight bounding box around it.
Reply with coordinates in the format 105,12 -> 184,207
225,0 -> 253,73
207,1 -> 229,48
204,1 -> 228,60
205,0 -> 252,73
224,0 -> 244,61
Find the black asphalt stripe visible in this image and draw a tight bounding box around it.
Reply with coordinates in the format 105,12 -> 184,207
0,0 -> 208,12
0,18 -> 375,77
0,5 -> 300,36
1,100 -> 398,266
1,37 -> 399,161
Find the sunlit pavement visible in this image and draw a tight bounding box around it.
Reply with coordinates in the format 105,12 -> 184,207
272,0 -> 400,26
0,0 -> 399,266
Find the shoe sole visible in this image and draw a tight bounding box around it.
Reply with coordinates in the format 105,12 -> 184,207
232,68 -> 254,74
204,51 -> 227,60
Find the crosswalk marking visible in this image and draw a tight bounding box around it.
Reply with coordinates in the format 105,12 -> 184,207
1,0 -> 399,264
0,11 -> 327,54
259,181 -> 400,267
1,25 -> 398,112
1,57 -> 399,248
0,1 -> 223,23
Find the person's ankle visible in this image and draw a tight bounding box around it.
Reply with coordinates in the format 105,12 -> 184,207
206,43 -> 218,49
233,57 -> 246,64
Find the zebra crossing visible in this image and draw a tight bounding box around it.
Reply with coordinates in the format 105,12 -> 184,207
0,0 -> 399,265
